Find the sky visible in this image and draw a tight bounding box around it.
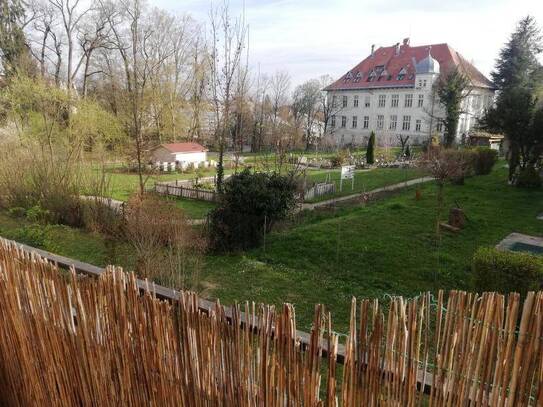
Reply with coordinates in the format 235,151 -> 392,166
152,0 -> 543,87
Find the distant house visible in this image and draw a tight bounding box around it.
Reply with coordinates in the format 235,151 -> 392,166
151,142 -> 208,164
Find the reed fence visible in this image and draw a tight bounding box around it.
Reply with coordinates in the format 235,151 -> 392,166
0,239 -> 542,406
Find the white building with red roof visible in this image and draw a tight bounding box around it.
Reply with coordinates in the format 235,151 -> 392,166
151,142 -> 208,165
324,38 -> 495,147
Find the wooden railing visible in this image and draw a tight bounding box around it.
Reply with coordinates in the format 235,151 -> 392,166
154,182 -> 218,202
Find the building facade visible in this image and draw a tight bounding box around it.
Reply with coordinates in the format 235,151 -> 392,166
325,39 -> 495,147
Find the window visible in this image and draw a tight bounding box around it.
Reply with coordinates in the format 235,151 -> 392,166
377,115 -> 384,130
415,119 -> 421,132
354,71 -> 362,82
331,115 -> 336,128
367,70 -> 376,82
363,116 -> 369,129
418,94 -> 424,108
378,95 -> 386,108
402,115 -> 411,131
341,116 -> 347,128
342,96 -> 348,108
397,67 -> 407,80
364,96 -> 371,108
436,122 -> 443,132
332,95 -> 337,108
423,79 -> 427,87
352,116 -> 358,128
389,115 -> 397,130
391,94 -> 399,108
404,94 -> 413,108
353,95 -> 359,107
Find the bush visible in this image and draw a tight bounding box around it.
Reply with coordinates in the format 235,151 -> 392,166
472,148 -> 498,175
123,194 -> 205,290
366,132 -> 375,165
330,150 -> 349,167
516,166 -> 542,188
472,247 -> 543,298
7,207 -> 26,218
12,224 -> 50,248
209,169 -> 297,252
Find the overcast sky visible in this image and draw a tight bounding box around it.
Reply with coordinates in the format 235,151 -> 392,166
152,0 -> 543,86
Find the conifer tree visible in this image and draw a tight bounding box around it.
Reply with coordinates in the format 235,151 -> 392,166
366,131 -> 375,165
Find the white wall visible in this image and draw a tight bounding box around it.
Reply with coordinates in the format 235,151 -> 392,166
174,151 -> 207,163
327,77 -> 494,147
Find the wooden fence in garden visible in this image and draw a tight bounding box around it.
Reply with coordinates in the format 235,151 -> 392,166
0,238 -> 542,406
304,182 -> 336,201
155,182 -> 218,202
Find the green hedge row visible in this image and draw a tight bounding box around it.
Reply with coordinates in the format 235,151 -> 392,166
472,247 -> 543,298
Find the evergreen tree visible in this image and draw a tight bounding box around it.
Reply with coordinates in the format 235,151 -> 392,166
0,0 -> 27,77
435,68 -> 470,147
483,16 -> 543,184
366,131 -> 375,164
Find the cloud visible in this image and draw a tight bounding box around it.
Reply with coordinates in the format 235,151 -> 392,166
154,0 -> 543,86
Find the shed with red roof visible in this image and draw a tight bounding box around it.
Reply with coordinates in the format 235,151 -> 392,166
151,142 -> 208,164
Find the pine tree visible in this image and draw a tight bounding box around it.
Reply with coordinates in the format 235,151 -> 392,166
366,131 -> 375,165
0,0 -> 27,76
483,16 -> 543,184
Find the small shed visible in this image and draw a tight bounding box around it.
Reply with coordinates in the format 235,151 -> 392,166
468,131 -> 504,151
151,142 -> 208,164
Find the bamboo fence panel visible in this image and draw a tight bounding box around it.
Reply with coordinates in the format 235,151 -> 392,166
0,240 -> 542,406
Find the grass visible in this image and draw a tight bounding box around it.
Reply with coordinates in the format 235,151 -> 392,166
201,164 -> 543,332
2,163 -> 541,333
304,166 -> 428,202
95,167 -> 221,219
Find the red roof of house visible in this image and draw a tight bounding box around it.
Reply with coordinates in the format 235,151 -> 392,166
160,142 -> 207,153
325,41 -> 493,91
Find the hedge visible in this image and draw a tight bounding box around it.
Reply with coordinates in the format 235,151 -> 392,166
472,247 -> 543,298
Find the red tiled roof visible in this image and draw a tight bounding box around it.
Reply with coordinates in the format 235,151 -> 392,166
325,42 -> 493,91
160,142 -> 207,153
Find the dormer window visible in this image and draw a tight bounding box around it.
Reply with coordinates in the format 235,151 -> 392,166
367,70 -> 376,82
354,71 -> 362,82
397,67 -> 407,81
344,71 -> 353,82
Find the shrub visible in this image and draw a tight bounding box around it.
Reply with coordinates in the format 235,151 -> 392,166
7,207 -> 26,218
472,247 -> 543,298
123,194 -> 205,290
330,149 -> 350,167
12,224 -> 50,248
472,147 -> 498,175
209,169 -> 297,252
516,166 -> 541,188
366,132 -> 375,164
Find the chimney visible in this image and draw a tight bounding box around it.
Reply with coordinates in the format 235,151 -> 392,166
371,44 -> 375,57
395,42 -> 400,55
403,37 -> 410,46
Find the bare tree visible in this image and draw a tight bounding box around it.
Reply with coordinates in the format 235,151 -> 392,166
48,0 -> 91,93
208,0 -> 248,192
292,78 -> 321,150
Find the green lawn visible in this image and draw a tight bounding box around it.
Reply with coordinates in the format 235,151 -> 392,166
95,167 -> 221,219
304,166 -> 428,202
202,165 -> 543,332
2,164 -> 541,333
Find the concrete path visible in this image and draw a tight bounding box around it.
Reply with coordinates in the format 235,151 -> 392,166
301,176 -> 434,211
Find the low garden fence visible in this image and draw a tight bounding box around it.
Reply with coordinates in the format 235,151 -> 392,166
0,238 -> 542,406
304,182 -> 336,201
154,182 -> 218,202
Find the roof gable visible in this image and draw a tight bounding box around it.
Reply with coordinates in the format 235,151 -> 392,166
325,42 -> 493,91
